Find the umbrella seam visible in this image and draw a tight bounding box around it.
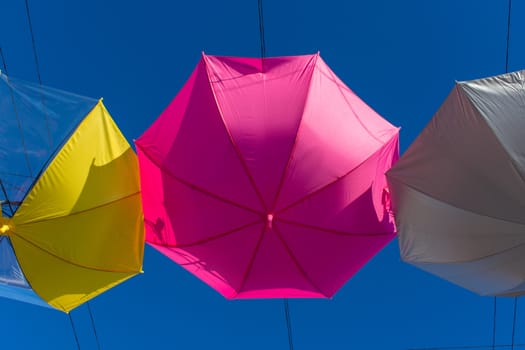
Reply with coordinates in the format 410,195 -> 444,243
136,142 -> 262,215
15,191 -> 141,225
9,229 -> 142,274
207,67 -> 311,85
235,223 -> 267,296
202,54 -> 268,212
276,132 -> 398,214
0,234 -> 55,310
408,240 -> 525,272
10,99 -> 101,218
270,53 -> 319,212
148,219 -> 263,248
387,175 -> 525,227
276,218 -> 395,237
323,61 -> 388,145
0,171 -> 33,178
272,223 -> 328,297
458,83 -> 525,192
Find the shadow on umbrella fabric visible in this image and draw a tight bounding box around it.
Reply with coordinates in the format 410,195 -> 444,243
0,73 -> 144,312
136,53 -> 400,299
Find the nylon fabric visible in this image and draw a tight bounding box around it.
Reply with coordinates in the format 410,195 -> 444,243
0,236 -> 50,307
387,70 -> 525,296
9,100 -> 143,312
137,53 -> 399,299
0,74 -> 97,209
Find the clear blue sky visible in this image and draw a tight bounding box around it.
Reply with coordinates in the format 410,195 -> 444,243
1,1 -> 524,349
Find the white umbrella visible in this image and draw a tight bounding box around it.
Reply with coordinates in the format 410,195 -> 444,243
387,70 -> 525,296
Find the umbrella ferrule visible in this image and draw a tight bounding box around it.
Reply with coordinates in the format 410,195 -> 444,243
266,214 -> 274,229
0,216 -> 13,235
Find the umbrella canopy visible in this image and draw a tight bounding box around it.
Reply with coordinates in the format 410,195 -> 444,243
0,73 -> 144,312
387,70 -> 525,296
136,53 -> 399,299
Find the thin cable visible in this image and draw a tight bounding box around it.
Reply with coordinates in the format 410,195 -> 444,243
505,0 -> 512,73
68,313 -> 81,350
0,46 -> 8,74
257,0 -> 266,58
0,180 -> 14,216
283,299 -> 294,350
87,302 -> 101,350
24,0 -> 52,149
0,46 -> 34,178
408,344 -> 525,350
511,297 -> 518,350
24,0 -> 42,85
492,297 -> 497,350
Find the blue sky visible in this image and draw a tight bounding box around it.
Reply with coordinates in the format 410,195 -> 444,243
1,1 -> 524,349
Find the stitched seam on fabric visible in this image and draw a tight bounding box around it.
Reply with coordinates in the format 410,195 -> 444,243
323,65 -> 386,145
16,192 -> 141,225
272,223 -> 328,297
136,143 -> 262,215
149,220 -> 262,248
202,55 -> 268,212
388,168 -> 525,227
459,83 -> 525,191
276,133 -> 398,214
9,230 -> 140,273
235,224 -> 266,296
270,53 -> 319,212
276,218 -> 395,237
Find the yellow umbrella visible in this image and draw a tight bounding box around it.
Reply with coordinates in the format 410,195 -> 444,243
0,74 -> 143,312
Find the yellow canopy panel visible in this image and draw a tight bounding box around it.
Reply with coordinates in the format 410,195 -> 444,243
9,100 -> 144,312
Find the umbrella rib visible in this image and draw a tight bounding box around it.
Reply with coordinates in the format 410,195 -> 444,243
202,56 -> 268,212
9,230 -> 140,274
323,65 -> 386,145
272,223 -> 328,297
269,53 -> 319,212
387,176 -> 525,227
149,219 -> 263,248
0,179 -> 15,216
276,133 -> 397,215
136,144 -> 262,215
457,83 -> 525,195
409,239 -> 525,267
276,218 -> 395,238
0,171 -> 33,178
16,191 -> 141,225
235,223 -> 266,296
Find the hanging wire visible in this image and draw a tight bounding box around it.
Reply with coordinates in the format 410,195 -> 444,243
24,0 -> 52,149
0,180 -> 14,216
24,0 -> 43,86
493,297 -> 497,350
0,46 -> 8,74
68,313 -> 81,350
506,4 -> 516,350
408,344 -> 525,350
0,45 -> 34,179
87,302 -> 102,350
511,297 -> 518,350
505,0 -> 512,73
256,3 -> 292,349
283,299 -> 295,350
257,0 -> 266,58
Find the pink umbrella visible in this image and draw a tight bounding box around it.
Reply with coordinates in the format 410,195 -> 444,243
136,53 -> 399,298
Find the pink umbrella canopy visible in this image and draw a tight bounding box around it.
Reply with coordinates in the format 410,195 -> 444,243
136,53 -> 399,299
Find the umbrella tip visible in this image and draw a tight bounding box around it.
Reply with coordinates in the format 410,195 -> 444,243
266,213 -> 274,229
